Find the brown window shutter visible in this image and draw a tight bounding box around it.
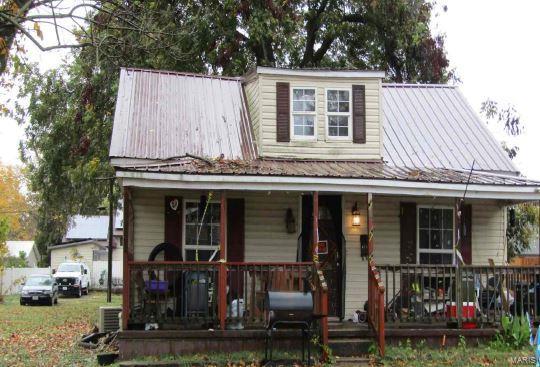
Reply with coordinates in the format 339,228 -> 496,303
459,204 -> 473,264
164,196 -> 183,261
400,202 -> 417,264
352,84 -> 366,144
276,82 -> 290,142
227,198 -> 245,298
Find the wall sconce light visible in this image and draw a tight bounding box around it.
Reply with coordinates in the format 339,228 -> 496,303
352,202 -> 361,226
285,208 -> 296,233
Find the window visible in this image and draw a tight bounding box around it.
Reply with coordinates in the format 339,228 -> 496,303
326,89 -> 351,139
417,207 -> 454,264
292,88 -> 316,138
183,201 -> 221,261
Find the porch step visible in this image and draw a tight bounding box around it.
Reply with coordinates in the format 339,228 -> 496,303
334,356 -> 371,366
328,338 -> 372,357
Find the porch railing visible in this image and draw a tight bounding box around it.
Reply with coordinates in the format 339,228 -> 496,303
368,259 -> 385,356
378,264 -> 540,326
126,261 -> 319,330
225,262 -> 312,327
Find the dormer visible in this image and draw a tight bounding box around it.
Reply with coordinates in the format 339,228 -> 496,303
243,67 -> 385,160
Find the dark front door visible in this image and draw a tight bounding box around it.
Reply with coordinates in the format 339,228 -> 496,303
301,195 -> 343,318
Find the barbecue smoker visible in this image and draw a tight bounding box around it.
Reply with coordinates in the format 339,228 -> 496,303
264,291 -> 314,366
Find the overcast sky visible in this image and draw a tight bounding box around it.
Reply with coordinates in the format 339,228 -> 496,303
0,0 -> 539,179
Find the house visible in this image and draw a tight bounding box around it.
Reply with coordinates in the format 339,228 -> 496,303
48,214 -> 124,288
109,67 -> 540,359
6,241 -> 40,267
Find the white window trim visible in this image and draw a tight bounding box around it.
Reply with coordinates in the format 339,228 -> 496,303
416,205 -> 455,264
290,87 -> 317,141
182,199 -> 221,261
325,87 -> 352,141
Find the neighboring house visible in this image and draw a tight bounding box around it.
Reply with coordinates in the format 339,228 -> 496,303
6,241 -> 40,267
109,67 -> 540,359
48,215 -> 123,288
511,233 -> 540,265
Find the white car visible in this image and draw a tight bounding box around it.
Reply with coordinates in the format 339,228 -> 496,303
53,262 -> 90,297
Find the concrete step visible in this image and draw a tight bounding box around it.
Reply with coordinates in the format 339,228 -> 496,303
328,327 -> 372,339
328,338 -> 373,357
334,356 -> 371,366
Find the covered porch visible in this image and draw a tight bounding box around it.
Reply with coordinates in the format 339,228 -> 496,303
116,162 -> 540,358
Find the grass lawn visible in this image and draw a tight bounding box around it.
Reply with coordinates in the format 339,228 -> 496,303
379,339 -> 536,367
0,292 -> 121,367
0,292 -> 535,367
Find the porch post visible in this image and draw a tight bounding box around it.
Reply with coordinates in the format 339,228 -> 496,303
367,193 -> 374,256
219,191 -> 228,330
366,193 -> 374,329
122,187 -> 134,331
312,191 -> 319,261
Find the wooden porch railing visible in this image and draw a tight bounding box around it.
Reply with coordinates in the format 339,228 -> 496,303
125,261 -> 325,331
225,262 -> 313,326
368,259 -> 385,356
378,264 -> 540,327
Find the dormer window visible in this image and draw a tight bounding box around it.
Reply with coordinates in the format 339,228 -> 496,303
291,88 -> 316,139
326,89 -> 351,140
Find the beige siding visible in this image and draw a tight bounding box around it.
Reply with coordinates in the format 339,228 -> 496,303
342,195 -> 507,318
132,188 -> 300,261
50,243 -> 100,271
256,73 -> 382,159
130,189 -> 507,318
243,77 -> 262,152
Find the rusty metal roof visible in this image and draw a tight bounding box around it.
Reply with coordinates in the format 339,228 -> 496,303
109,68 -> 257,160
116,158 -> 540,186
382,84 -> 518,173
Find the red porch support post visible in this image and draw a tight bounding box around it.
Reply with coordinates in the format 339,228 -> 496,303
312,191 -> 328,354
367,193 -> 374,256
312,191 -> 319,261
218,191 -> 228,330
366,193 -> 374,318
122,187 -> 134,331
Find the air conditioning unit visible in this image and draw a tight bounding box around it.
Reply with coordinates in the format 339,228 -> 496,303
98,306 -> 122,333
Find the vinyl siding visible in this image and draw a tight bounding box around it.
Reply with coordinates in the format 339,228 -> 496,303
243,77 -> 262,151
131,188 -> 300,261
50,243 -> 101,271
130,189 -> 507,319
342,195 -> 507,318
255,73 -> 382,159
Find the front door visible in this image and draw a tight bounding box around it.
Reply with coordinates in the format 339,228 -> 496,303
301,195 -> 343,318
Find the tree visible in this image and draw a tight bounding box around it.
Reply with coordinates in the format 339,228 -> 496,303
4,250 -> 27,267
0,163 -> 35,240
13,0 -> 451,263
1,0 -> 192,75
480,99 -> 521,159
480,99 -> 539,259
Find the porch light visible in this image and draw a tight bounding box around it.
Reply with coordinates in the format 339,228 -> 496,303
352,202 -> 361,226
285,208 -> 296,233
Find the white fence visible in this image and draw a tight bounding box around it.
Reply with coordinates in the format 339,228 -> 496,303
90,260 -> 123,289
0,267 -> 51,295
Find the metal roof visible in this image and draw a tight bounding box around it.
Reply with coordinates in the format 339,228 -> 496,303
116,158 -> 540,186
65,215 -> 109,240
109,68 -> 257,161
6,241 -> 36,258
382,84 -> 518,173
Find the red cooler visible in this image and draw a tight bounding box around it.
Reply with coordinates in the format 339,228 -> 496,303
446,302 -> 477,329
